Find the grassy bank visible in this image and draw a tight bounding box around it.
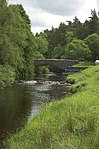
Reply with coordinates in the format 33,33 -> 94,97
6,65 -> 99,149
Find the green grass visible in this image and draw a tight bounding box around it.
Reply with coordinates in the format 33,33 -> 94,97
73,61 -> 94,67
5,66 -> 99,149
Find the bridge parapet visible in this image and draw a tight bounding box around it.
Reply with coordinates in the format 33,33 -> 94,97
34,59 -> 79,70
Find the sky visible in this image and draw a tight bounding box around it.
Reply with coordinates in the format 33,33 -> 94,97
8,0 -> 98,34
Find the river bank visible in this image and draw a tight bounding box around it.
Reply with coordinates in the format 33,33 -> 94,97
0,72 -> 70,148
5,65 -> 99,149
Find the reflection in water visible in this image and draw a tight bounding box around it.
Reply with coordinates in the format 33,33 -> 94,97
0,73 -> 69,148
0,85 -> 33,147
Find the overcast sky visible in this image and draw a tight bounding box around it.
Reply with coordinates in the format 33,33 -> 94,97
9,0 -> 98,34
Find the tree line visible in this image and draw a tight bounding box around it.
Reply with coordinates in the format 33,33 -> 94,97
37,9 -> 99,62
0,0 -> 99,88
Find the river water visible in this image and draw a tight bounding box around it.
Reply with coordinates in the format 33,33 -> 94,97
0,73 -> 70,148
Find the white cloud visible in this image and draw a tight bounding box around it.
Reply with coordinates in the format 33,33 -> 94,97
96,0 -> 99,9
30,0 -> 84,16
77,0 -> 97,22
9,0 -> 98,34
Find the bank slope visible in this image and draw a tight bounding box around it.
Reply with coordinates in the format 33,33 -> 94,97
6,66 -> 99,149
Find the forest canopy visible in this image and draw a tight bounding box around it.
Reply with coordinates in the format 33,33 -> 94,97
41,10 -> 99,61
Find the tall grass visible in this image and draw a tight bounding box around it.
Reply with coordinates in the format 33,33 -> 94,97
5,66 -> 99,149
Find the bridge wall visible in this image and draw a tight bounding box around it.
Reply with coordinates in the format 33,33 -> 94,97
34,59 -> 78,70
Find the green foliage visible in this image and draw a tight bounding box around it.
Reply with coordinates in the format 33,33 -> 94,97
88,9 -> 99,35
84,33 -> 99,61
67,17 -> 84,39
66,77 -> 75,84
6,66 -> 99,149
0,0 -> 7,5
73,61 -> 93,66
34,66 -> 49,74
0,3 -> 26,79
64,39 -> 91,60
65,31 -> 76,44
35,33 -> 48,56
51,44 -> 65,59
44,23 -> 67,58
41,9 -> 99,60
0,1 -> 44,83
0,65 -> 15,88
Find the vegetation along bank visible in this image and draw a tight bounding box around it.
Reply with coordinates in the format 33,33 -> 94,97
6,65 -> 99,149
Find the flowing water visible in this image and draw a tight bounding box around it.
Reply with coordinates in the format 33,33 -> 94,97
0,73 -> 70,148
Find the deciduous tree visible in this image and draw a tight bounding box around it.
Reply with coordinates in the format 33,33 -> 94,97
84,33 -> 99,61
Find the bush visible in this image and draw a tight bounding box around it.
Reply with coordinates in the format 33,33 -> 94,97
34,66 -> 49,74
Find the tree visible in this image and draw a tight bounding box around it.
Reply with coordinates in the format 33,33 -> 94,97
44,23 -> 67,58
35,33 -> 48,56
88,9 -> 99,35
51,44 -> 65,59
84,33 -> 99,61
64,39 -> 91,61
72,17 -> 84,39
0,0 -> 6,8
0,2 -> 41,80
0,4 -> 27,76
65,31 -> 76,44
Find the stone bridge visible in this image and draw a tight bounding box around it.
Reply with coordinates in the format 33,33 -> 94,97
34,59 -> 79,70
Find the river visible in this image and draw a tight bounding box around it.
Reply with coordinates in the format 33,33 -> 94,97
0,73 -> 70,148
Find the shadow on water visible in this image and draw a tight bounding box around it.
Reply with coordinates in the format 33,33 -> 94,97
0,84 -> 33,148
0,73 -> 70,148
